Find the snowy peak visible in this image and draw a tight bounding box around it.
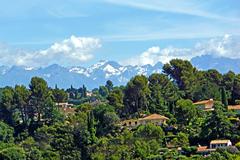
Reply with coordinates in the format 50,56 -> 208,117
0,60 -> 163,89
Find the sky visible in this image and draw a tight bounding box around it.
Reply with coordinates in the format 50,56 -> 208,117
0,0 -> 240,67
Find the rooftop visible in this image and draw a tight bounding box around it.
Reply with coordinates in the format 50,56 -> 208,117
141,113 -> 169,120
210,140 -> 231,144
228,105 -> 240,110
197,146 -> 208,152
193,99 -> 213,105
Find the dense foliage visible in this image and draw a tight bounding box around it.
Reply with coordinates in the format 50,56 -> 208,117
1,59 -> 240,159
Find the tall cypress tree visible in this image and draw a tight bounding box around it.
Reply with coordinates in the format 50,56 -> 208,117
221,87 -> 228,108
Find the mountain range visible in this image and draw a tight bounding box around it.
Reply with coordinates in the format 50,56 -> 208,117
1,55 -> 240,89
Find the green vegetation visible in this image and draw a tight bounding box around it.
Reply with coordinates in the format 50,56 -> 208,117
1,59 -> 240,159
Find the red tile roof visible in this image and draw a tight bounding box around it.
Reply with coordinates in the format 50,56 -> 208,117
228,105 -> 240,110
193,99 -> 213,105
197,146 -> 208,152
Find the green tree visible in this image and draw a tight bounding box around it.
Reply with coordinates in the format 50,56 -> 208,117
14,85 -> 30,127
52,88 -> 68,104
99,86 -> 109,98
35,123 -> 81,160
232,75 -> 240,104
221,87 -> 228,107
29,77 -> 49,123
0,144 -> 26,160
0,87 -> 15,126
107,88 -> 124,117
93,104 -> 120,136
201,102 -> 232,140
163,59 -> 197,99
82,85 -> 87,98
175,99 -> 197,130
0,121 -> 14,143
148,73 -> 168,114
105,80 -> 113,92
123,75 -> 150,117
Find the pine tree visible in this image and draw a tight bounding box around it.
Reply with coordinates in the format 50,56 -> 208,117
87,111 -> 97,144
221,87 -> 228,108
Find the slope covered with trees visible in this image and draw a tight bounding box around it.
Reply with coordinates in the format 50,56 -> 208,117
1,59 -> 240,159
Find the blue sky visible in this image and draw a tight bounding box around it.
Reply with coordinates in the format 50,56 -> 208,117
0,0 -> 240,67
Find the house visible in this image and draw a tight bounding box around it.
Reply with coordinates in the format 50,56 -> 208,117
56,102 -> 74,108
56,102 -> 75,116
193,99 -> 214,111
86,91 -> 93,97
210,140 -> 232,149
196,145 -> 215,155
228,105 -> 240,114
197,139 -> 232,155
120,114 -> 169,128
59,107 -> 76,116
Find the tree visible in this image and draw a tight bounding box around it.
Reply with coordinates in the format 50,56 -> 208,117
35,123 -> 81,160
201,102 -> 232,140
29,77 -> 49,123
175,99 -> 197,130
148,73 -> 180,115
28,77 -> 60,132
193,80 -> 221,102
82,85 -> 87,98
0,144 -> 26,160
93,104 -> 120,136
105,80 -> 113,92
148,74 -> 168,114
52,88 -> 68,104
14,85 -> 30,127
232,75 -> 240,104
0,87 -> 15,126
123,75 -> 150,117
163,59 -> 197,99
204,69 -> 222,86
223,71 -> 235,104
107,88 -> 124,117
221,87 -> 228,107
0,121 -> 14,143
99,86 -> 109,98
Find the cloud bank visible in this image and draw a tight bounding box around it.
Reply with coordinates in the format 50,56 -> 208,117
0,36 -> 101,67
123,34 -> 240,66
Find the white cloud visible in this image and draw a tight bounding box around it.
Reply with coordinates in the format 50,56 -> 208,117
194,34 -> 240,59
122,34 -> 240,66
0,36 -> 101,67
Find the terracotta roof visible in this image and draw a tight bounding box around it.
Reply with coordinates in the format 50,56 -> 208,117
193,99 -> 213,105
120,114 -> 169,124
197,146 -> 208,152
210,140 -> 231,144
141,114 -> 169,120
228,105 -> 240,110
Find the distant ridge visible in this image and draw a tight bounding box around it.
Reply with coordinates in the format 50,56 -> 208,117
1,55 -> 240,89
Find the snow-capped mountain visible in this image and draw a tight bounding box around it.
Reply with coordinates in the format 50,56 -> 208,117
0,60 -> 163,89
1,55 -> 239,89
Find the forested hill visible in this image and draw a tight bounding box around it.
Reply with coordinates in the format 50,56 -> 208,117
1,55 -> 240,89
1,59 -> 240,159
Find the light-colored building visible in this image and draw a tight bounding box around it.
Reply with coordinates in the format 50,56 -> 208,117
228,105 -> 240,114
56,102 -> 74,108
59,107 -> 76,116
210,140 -> 232,149
120,114 -> 169,128
193,99 -> 214,111
56,102 -> 75,116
